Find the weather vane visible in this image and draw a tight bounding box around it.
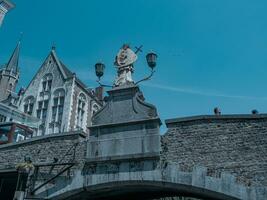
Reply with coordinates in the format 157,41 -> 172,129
94,44 -> 158,87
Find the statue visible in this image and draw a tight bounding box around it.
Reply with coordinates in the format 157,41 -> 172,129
114,44 -> 137,86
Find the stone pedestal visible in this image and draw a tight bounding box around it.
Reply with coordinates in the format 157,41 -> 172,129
85,85 -> 161,174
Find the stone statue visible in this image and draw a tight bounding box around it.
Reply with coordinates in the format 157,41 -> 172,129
114,44 -> 137,86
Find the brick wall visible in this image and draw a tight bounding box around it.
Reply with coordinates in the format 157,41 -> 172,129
0,132 -> 86,171
161,114 -> 267,187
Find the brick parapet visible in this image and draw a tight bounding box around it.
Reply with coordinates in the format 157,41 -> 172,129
161,114 -> 267,187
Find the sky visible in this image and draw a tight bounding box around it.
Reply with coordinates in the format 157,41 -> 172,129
1,0 -> 267,130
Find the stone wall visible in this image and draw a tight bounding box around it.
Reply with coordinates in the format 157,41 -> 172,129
0,132 -> 86,171
161,114 -> 267,187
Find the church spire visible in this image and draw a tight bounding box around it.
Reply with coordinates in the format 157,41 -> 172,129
6,38 -> 20,73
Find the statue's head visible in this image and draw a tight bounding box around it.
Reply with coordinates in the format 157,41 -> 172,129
122,44 -> 130,50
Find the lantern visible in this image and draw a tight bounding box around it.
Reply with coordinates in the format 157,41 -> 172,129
95,62 -> 105,80
146,52 -> 157,69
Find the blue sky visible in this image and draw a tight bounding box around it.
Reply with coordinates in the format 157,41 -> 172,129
1,0 -> 267,127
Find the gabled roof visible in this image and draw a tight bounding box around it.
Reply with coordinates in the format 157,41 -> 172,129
59,60 -> 88,89
50,49 -> 69,79
24,48 -> 101,104
51,50 -> 102,103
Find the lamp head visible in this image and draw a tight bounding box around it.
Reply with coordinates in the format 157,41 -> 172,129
146,52 -> 157,69
95,62 -> 105,80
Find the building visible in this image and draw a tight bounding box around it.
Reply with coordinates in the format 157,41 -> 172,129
0,0 -> 14,27
0,42 -> 102,136
0,40 -> 20,103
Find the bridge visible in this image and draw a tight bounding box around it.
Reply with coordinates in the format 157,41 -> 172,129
0,84 -> 266,200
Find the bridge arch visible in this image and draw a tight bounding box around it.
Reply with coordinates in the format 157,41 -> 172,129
54,180 -> 239,200
45,164 -> 266,200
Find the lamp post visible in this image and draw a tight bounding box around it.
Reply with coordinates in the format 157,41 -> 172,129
95,62 -> 113,88
94,45 -> 158,87
135,51 -> 158,85
95,62 -> 105,81
146,51 -> 158,69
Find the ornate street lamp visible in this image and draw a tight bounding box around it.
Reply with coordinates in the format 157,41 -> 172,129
94,45 -> 158,87
94,62 -> 113,87
146,52 -> 157,69
95,62 -> 105,81
135,51 -> 158,85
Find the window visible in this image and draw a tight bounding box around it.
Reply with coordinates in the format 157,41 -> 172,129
50,89 -> 65,134
76,93 -> 86,129
52,89 -> 65,123
36,99 -> 49,123
24,96 -> 35,115
41,74 -> 53,92
0,114 -> 6,123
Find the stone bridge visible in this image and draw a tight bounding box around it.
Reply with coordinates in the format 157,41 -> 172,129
0,85 -> 266,200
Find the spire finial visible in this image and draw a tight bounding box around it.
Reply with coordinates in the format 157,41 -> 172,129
51,42 -> 56,50
19,32 -> 23,43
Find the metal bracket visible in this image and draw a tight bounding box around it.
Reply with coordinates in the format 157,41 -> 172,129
96,80 -> 113,88
135,70 -> 155,85
30,162 -> 76,195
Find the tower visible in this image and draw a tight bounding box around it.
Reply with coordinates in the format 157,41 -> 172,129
0,40 -> 20,102
0,0 -> 14,27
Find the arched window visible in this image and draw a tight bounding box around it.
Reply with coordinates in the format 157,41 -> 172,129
24,96 -> 35,115
76,93 -> 86,129
52,89 -> 65,123
41,74 -> 53,92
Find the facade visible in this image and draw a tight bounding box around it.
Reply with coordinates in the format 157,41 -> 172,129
0,0 -> 14,27
0,43 -> 102,136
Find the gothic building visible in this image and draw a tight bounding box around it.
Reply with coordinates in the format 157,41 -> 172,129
0,42 -> 102,136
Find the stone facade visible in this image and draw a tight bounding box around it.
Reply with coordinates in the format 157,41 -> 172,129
0,132 -> 86,171
12,48 -> 101,135
161,114 -> 267,187
0,42 -> 102,135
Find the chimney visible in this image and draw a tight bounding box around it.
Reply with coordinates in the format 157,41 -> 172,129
95,86 -> 104,101
214,107 -> 221,115
251,109 -> 259,115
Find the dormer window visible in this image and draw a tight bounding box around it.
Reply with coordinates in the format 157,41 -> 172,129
41,74 -> 53,92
